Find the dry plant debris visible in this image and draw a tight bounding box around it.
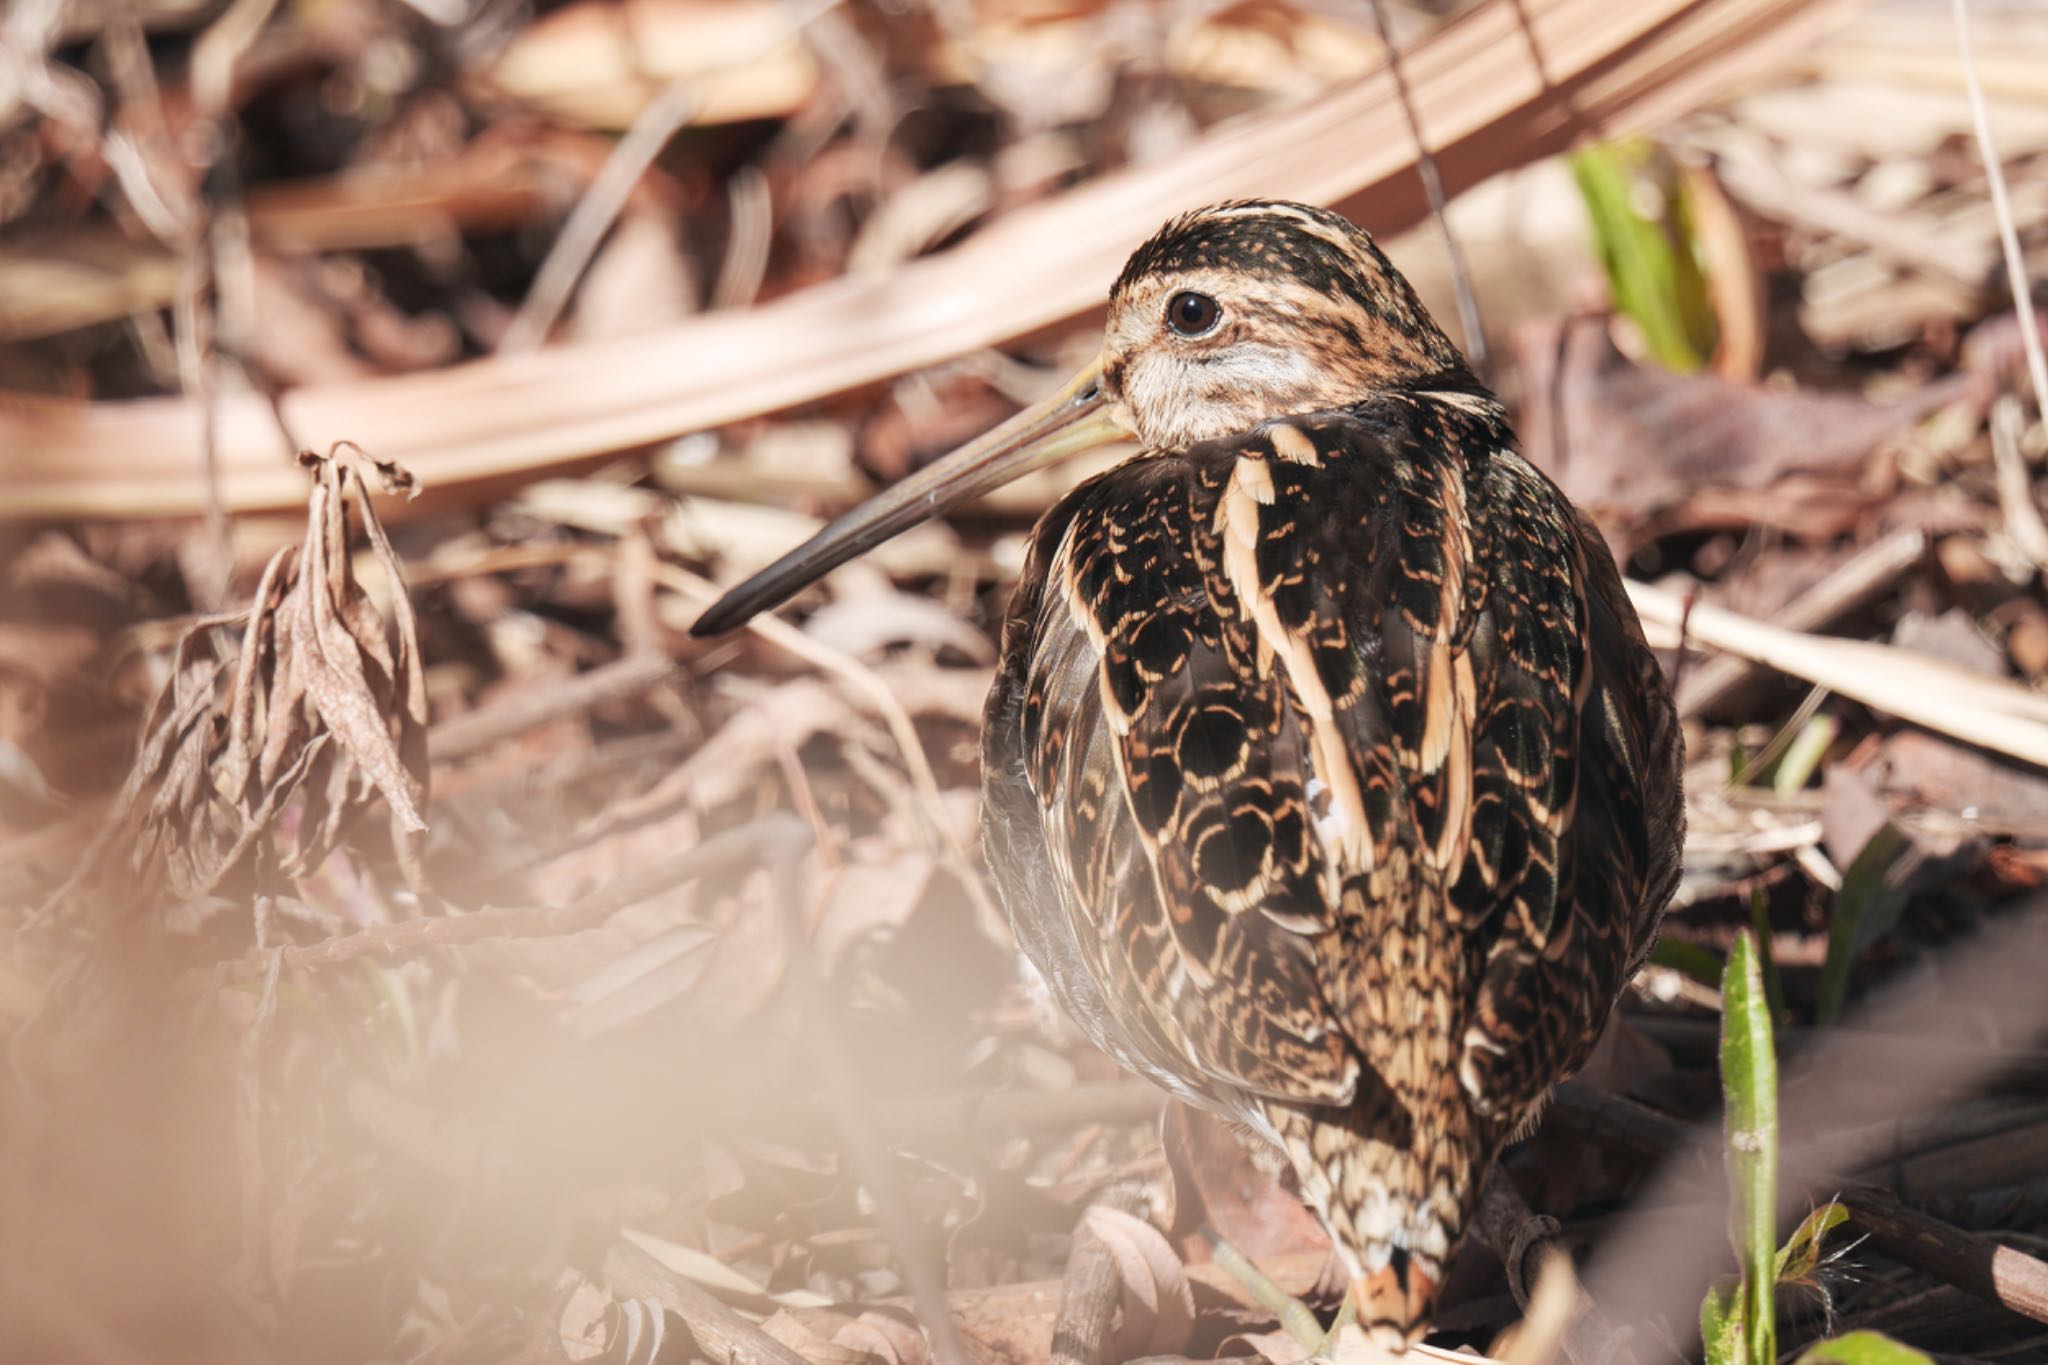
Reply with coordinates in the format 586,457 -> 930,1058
3,0 -> 2048,1362
47,444 -> 429,908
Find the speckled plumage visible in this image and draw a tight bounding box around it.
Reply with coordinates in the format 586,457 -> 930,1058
978,203 -> 1684,1341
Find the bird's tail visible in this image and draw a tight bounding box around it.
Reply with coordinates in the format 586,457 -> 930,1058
1262,1098 -> 1480,1348
1352,1251 -> 1440,1349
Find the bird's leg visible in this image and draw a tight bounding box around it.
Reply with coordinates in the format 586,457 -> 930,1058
1203,1233 -> 1328,1351
1319,1291 -> 1358,1352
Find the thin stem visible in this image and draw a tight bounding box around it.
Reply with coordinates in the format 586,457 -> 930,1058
1951,0 -> 2048,422
1362,0 -> 1489,376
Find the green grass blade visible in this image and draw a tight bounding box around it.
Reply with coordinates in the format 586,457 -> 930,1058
1722,929 -> 1779,1365
1650,935 -> 1725,987
1816,825 -> 1909,1026
1771,713 -> 1838,796
1568,141 -> 1715,373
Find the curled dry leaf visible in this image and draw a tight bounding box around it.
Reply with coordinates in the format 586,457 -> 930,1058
831,1310 -> 930,1365
1079,1203 -> 1196,1359
63,443 -> 428,906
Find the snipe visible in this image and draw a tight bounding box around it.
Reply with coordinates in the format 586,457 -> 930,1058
695,200 -> 1684,1346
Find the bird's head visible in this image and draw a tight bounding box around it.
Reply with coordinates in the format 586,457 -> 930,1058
1098,200 -> 1471,451
692,200 -> 1471,635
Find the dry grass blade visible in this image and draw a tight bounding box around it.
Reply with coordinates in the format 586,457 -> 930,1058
1990,394 -> 2048,570
1630,580 -> 2048,768
1950,0 -> 2048,424
1,0 -> 1863,518
652,562 -> 959,854
1674,530 -> 1928,719
48,442 -> 428,908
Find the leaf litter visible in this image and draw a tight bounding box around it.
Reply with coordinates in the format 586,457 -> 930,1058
5,1 -> 2048,1364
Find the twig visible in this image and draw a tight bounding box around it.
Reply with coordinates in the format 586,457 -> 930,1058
1990,394 -> 2048,571
1362,0 -> 1487,375
1674,529 -> 1927,718
1474,1167 -> 1638,1364
1051,1183 -> 1152,1365
1627,579 -> 2048,767
1841,1184 -> 2048,1326
1554,1087 -> 2048,1326
1577,903 -> 2048,1337
603,1238 -> 813,1365
1474,1171 -> 1562,1314
171,244 -> 229,611
1791,1283 -> 2008,1354
427,650 -> 680,762
1952,0 -> 2048,424
654,563 -> 956,853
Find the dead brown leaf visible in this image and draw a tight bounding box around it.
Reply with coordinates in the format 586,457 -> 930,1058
1163,1101 -> 1331,1271
814,848 -> 936,977
1869,731 -> 2048,831
55,443 -> 428,908
1513,317 -> 1985,550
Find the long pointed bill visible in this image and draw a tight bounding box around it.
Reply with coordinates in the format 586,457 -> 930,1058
691,362 -> 1127,635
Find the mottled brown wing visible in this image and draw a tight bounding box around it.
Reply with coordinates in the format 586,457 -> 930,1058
981,395 -> 1680,1121
984,451 -> 1357,1108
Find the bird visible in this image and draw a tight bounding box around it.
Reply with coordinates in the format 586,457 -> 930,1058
694,200 -> 1685,1346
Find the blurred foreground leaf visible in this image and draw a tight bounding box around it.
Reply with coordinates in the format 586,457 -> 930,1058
1720,929 -> 1779,1365
1704,945 -> 1929,1364
1795,1331 -> 1935,1364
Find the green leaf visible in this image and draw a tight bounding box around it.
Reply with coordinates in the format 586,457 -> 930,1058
1569,140 -> 1718,373
1721,929 -> 1779,1365
1700,1275 -> 1745,1365
1775,1201 -> 1849,1286
1650,935 -> 1724,987
1772,713 -> 1838,796
1816,825 -> 1910,1026
1795,1330 -> 1936,1364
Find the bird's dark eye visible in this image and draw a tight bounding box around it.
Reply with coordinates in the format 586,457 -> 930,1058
1166,291 -> 1222,337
